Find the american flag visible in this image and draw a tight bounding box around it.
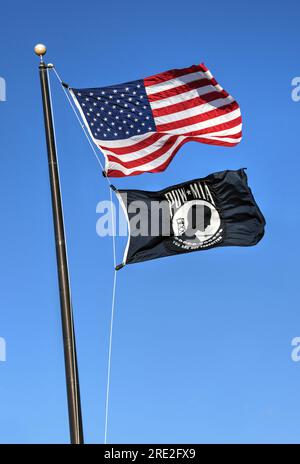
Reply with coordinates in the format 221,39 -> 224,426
70,63 -> 242,177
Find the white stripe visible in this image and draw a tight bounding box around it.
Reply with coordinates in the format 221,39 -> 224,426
96,131 -> 155,148
104,124 -> 242,164
107,136 -> 185,175
107,126 -> 241,175
202,123 -> 242,137
199,135 -> 242,143
163,108 -> 241,135
149,84 -> 223,110
102,134 -> 174,162
145,70 -> 212,95
99,118 -> 241,161
154,96 -> 235,126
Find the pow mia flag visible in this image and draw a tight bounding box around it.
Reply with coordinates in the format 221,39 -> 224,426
115,169 -> 265,267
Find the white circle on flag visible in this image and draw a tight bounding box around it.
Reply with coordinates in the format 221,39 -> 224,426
172,199 -> 221,244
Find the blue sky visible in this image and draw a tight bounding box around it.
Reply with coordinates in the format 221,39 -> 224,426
1,0 -> 300,444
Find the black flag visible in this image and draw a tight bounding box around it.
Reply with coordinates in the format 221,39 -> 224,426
115,169 -> 265,266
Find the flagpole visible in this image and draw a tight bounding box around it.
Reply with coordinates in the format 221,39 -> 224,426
34,44 -> 84,444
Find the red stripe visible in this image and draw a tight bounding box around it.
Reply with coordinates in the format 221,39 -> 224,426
186,136 -> 240,146
147,78 -> 218,102
106,133 -> 239,177
214,131 -> 242,139
179,117 -> 242,137
152,91 -> 229,118
155,102 -> 240,132
144,64 -> 207,87
102,116 -> 241,168
107,130 -> 242,170
98,133 -> 164,155
101,115 -> 241,170
106,136 -> 179,169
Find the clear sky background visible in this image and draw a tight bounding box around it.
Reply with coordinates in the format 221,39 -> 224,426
1,0 -> 300,444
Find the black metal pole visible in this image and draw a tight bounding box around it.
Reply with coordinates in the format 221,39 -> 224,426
36,46 -> 84,444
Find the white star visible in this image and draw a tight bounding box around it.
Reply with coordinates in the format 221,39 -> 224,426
107,128 -> 111,132
93,102 -> 97,106
143,106 -> 147,109
104,117 -> 108,121
118,126 -> 122,130
101,91 -> 105,95
97,97 -> 101,100
130,124 -> 134,128
115,116 -> 119,119
77,92 -> 81,96
124,103 -> 128,107
137,129 -> 141,132
90,92 -> 94,96
116,99 -> 120,103
120,109 -> 124,113
111,122 -> 115,126
131,108 -> 135,112
127,114 -> 131,118
104,133 -> 107,137
113,89 -> 117,93
125,87 -> 129,91
114,132 -> 118,136
134,118 -> 138,122
108,111 -> 112,115
133,91 -> 136,95
85,98 -> 89,101
142,122 -> 145,126
140,95 -> 143,99
82,103 -> 85,106
91,122 -> 94,126
101,107 -> 104,110
148,127 -> 152,130
121,93 -> 125,97
137,84 -> 141,88
105,101 -> 108,104
109,95 -> 113,99
128,97 -> 132,101
126,131 -> 129,134
96,113 -> 100,117
146,116 -> 150,120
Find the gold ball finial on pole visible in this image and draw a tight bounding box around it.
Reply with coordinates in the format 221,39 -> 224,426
34,43 -> 47,57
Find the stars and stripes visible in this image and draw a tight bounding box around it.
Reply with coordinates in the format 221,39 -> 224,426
70,63 -> 242,177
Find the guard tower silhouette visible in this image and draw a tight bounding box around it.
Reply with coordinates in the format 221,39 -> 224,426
184,204 -> 212,238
